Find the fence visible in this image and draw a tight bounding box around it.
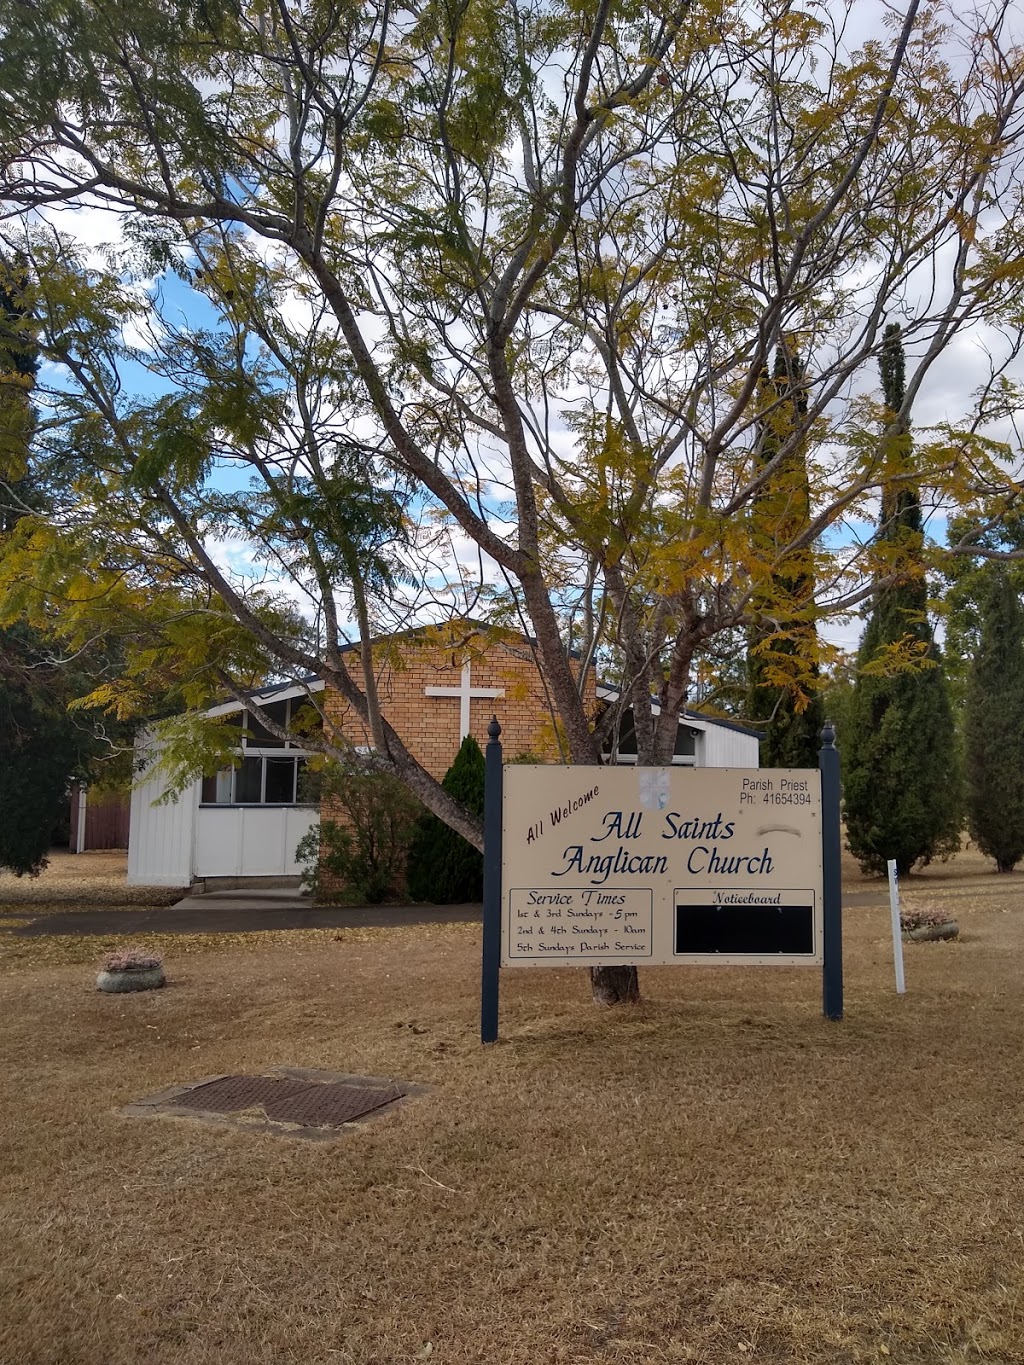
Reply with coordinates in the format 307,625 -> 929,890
69,784 -> 131,852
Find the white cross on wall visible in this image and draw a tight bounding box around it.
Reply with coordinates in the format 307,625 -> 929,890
424,661 -> 505,740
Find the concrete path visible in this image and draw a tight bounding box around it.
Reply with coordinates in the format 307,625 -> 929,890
12,894 -> 482,938
9,883 -> 888,939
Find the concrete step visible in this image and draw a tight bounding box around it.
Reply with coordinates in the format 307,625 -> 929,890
189,875 -> 303,893
172,886 -> 311,911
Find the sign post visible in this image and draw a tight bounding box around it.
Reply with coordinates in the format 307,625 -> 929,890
481,722 -> 845,1042
887,858 -> 906,995
819,721 -> 844,1020
480,716 -> 503,1044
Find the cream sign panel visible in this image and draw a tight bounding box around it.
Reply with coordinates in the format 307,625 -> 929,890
501,766 -> 824,968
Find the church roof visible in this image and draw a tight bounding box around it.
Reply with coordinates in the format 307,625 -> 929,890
595,683 -> 764,739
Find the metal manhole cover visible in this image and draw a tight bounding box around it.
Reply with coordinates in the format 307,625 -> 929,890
176,1074 -> 308,1113
176,1074 -> 403,1125
123,1067 -> 424,1141
268,1080 -> 402,1127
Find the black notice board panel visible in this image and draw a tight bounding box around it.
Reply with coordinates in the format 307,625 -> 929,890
675,902 -> 814,956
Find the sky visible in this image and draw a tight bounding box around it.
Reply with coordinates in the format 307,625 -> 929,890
18,0 -> 1024,667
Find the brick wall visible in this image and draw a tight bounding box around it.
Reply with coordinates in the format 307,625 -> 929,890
317,627 -> 596,898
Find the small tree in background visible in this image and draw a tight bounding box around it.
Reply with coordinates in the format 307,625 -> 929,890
1,256 -> 137,873
406,736 -> 485,904
296,753 -> 422,904
0,624 -> 84,875
964,569 -> 1024,872
842,599 -> 961,875
1,256 -> 85,874
843,324 -> 961,875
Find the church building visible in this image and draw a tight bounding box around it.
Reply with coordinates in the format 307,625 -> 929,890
127,626 -> 761,887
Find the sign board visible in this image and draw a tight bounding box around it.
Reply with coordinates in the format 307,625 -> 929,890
501,766 -> 823,967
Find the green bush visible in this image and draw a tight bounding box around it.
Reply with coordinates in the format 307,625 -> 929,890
406,735 -> 484,903
296,753 -> 422,904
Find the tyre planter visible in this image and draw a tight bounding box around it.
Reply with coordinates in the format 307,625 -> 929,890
96,965 -> 166,993
902,921 -> 959,943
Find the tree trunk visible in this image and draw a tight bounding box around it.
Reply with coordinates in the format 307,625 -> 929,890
590,965 -> 640,1005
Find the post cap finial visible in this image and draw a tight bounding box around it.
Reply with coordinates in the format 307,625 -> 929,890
487,715 -> 502,741
820,719 -> 836,748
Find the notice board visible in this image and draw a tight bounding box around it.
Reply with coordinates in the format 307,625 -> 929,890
501,766 -> 824,967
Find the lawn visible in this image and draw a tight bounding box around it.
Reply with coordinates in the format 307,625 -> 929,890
0,848 -> 183,909
1,850 -> 1023,1364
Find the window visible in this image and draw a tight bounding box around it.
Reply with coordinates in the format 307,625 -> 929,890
201,755 -> 316,806
601,708 -> 699,766
200,695 -> 320,805
242,699 -> 289,748
265,756 -> 298,803
234,756 -> 264,804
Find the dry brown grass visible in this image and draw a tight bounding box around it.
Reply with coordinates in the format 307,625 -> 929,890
0,849 -> 182,911
2,857 -> 1024,1364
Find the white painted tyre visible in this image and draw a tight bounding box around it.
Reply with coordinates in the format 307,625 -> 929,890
96,966 -> 166,993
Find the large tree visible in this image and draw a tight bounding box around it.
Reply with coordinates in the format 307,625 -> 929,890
950,524 -> 1024,873
842,599 -> 961,876
0,255 -> 37,523
2,0 -> 1024,993
407,735 -> 485,905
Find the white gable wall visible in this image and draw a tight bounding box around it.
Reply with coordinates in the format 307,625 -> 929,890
699,721 -> 761,768
127,743 -> 196,886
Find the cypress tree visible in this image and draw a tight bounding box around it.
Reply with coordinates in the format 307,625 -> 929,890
843,324 -> 961,875
747,342 -> 824,766
963,569 -> 1024,872
405,734 -> 485,903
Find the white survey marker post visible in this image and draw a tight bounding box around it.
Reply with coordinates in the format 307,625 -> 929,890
887,858 -> 906,994
500,766 -> 824,968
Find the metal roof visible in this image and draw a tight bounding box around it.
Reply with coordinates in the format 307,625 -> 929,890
596,684 -> 764,740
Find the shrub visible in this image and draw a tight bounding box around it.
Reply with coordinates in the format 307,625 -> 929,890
296,752 -> 422,904
406,735 -> 484,903
899,903 -> 953,932
102,947 -> 163,971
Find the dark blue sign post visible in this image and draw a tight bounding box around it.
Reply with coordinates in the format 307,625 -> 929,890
480,717 -> 503,1044
819,721 -> 844,1020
